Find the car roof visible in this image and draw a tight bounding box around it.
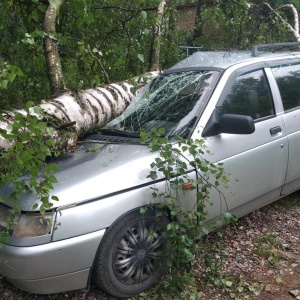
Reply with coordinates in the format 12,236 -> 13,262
168,43 -> 300,71
169,51 -> 255,70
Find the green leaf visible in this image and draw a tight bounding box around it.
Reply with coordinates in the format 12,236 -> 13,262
13,66 -> 23,76
140,207 -> 146,214
84,12 -> 94,24
137,54 -> 144,63
37,122 -> 47,130
47,175 -> 58,184
31,9 -> 39,21
225,280 -> 233,287
141,10 -> 147,21
223,212 -> 232,221
0,80 -> 8,89
32,203 -> 39,210
25,101 -> 34,109
7,124 -> 13,131
7,72 -> 16,82
158,128 -> 165,135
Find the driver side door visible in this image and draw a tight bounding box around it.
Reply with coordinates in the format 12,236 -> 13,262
197,65 -> 288,220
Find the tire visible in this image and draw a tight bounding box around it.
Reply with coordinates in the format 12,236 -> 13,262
92,208 -> 168,298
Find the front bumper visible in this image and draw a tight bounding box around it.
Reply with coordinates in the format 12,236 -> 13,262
0,229 -> 106,294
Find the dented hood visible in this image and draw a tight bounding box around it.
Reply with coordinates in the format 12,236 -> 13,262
0,141 -> 159,212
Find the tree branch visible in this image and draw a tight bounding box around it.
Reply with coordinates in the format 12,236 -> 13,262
262,2 -> 300,41
230,0 -> 264,19
86,47 -> 110,84
93,6 -> 157,12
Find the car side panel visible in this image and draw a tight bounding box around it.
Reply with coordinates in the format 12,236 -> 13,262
281,110 -> 300,194
195,64 -> 289,214
204,120 -> 288,215
52,175 -> 200,241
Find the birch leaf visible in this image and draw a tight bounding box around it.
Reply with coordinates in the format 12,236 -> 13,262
141,10 -> 147,21
137,54 -> 144,63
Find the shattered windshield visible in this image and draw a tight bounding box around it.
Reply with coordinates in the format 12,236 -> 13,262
104,70 -> 218,138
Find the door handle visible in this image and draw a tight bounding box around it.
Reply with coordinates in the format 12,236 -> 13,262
270,126 -> 282,135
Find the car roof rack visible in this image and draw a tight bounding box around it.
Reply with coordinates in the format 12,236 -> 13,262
179,46 -> 202,57
252,42 -> 300,57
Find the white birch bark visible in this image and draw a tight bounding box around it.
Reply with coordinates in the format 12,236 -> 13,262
148,0 -> 168,71
0,72 -> 159,152
262,3 -> 300,42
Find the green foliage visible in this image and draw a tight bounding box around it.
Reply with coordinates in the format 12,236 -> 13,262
1,0 -> 295,109
140,128 -> 239,297
0,0 -> 185,108
0,62 -> 24,90
0,102 -> 59,222
253,234 -> 283,268
193,0 -> 294,50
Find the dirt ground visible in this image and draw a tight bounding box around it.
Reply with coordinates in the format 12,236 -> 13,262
0,194 -> 299,300
199,193 -> 300,300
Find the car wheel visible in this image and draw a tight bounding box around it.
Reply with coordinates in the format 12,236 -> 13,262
92,208 -> 168,298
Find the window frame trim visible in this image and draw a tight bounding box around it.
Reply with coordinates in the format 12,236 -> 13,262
216,63 -> 276,122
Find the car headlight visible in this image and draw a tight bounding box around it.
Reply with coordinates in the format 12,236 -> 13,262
0,205 -> 53,238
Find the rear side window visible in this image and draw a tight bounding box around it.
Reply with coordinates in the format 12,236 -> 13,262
271,63 -> 300,111
218,69 -> 274,120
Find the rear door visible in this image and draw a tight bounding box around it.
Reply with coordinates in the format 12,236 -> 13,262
269,60 -> 300,194
194,63 -> 288,220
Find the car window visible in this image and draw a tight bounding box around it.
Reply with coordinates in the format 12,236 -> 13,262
271,63 -> 300,111
217,69 -> 274,120
105,70 -> 219,137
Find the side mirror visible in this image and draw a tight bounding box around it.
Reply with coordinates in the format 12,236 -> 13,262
217,114 -> 255,135
202,113 -> 255,137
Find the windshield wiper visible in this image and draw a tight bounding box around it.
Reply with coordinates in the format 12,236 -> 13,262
101,128 -> 141,138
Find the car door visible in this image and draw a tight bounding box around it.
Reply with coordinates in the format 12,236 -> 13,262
269,60 -> 300,195
194,64 -> 289,220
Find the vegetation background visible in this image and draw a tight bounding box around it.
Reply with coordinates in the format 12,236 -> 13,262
1,0 -> 299,110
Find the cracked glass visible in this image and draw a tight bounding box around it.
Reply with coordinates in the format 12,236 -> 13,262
105,70 -> 218,138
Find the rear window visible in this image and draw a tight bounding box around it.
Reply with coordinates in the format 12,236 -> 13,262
271,63 -> 300,111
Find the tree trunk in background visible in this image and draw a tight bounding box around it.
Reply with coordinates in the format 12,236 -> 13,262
193,0 -> 207,40
0,72 -> 159,152
44,0 -> 67,97
148,0 -> 168,71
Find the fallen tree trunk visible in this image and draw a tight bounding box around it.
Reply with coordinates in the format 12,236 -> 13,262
0,72 -> 159,152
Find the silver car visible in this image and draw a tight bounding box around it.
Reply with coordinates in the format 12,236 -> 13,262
1,42 -> 300,298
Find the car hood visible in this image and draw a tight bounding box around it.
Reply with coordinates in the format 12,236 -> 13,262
0,141 -> 162,212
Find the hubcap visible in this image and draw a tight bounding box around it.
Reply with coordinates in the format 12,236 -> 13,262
113,219 -> 165,284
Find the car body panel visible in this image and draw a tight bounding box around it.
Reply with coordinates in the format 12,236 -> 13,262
0,230 -> 105,280
281,111 -> 300,193
52,176 -> 198,241
1,143 -> 163,211
0,229 -> 105,293
8,269 -> 90,294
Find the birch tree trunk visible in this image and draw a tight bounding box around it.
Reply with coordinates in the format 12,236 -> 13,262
0,72 -> 159,152
262,3 -> 300,42
148,0 -> 168,71
44,0 -> 67,96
